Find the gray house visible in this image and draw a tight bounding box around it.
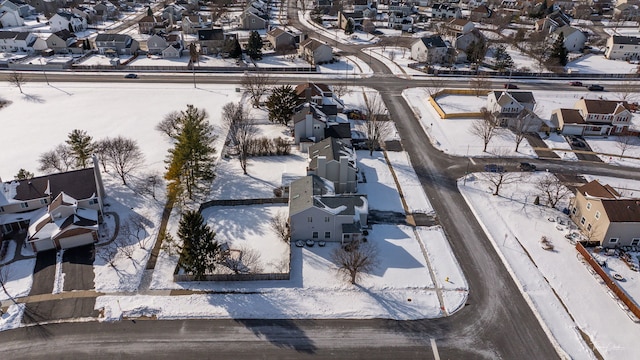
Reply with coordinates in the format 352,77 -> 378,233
289,175 -> 368,244
46,29 -> 83,54
94,33 -> 139,55
266,27 -> 296,53
307,137 -> 358,194
293,103 -> 328,147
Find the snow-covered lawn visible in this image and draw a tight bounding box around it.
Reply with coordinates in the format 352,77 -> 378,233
385,151 -> 433,214
460,172 -> 640,360
584,136 -> 640,168
566,54 -> 639,74
357,151 -> 406,213
435,94 -> 487,114
0,258 -> 36,301
201,204 -> 290,274
363,47 -> 425,76
97,224 -> 467,321
403,88 -> 537,157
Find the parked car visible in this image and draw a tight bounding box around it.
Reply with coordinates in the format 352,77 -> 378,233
124,73 -> 138,79
588,84 -> 604,91
569,81 -> 583,86
519,162 -> 536,171
484,164 -> 505,173
504,83 -> 518,89
570,137 -> 586,148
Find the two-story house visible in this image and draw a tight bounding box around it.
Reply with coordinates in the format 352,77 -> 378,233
266,27 -> 296,53
0,31 -> 46,53
411,35 -> 449,64
181,14 -> 211,34
605,35 -> 640,61
49,10 -> 87,33
429,3 -> 462,19
550,99 -> 634,135
197,28 -> 228,55
295,82 -> 344,118
138,15 -> 170,34
548,26 -> 587,52
307,137 -> 358,194
569,180 -> 640,248
293,102 -> 328,147
0,0 -> 29,27
298,38 -> 333,65
46,29 -> 84,54
94,33 -> 139,55
288,174 -> 368,244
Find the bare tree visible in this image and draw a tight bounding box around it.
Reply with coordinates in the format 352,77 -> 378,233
120,214 -> 150,249
222,101 -> 256,174
425,77 -> 445,98
535,173 -> 571,209
38,144 -> 75,173
102,137 -> 144,185
616,135 -> 637,159
93,139 -> 111,173
482,167 -> 521,196
617,81 -> 638,103
7,72 -> 25,94
470,73 -> 490,96
222,247 -> 263,274
363,93 -> 393,156
155,111 -> 182,138
270,211 -> 290,243
0,265 -> 18,305
509,108 -> 539,152
469,107 -> 499,152
332,82 -> 351,98
135,172 -> 163,200
331,241 -> 379,284
241,72 -> 272,108
95,245 -> 121,269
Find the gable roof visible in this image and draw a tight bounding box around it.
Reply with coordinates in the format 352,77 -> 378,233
51,29 -> 75,41
10,168 -> 98,203
268,27 -> 294,39
601,199 -> 640,222
293,102 -> 328,124
448,18 -> 471,27
198,28 -> 224,41
611,35 -> 640,45
577,180 -> 620,199
308,137 -> 355,170
325,123 -> 352,139
558,108 -> 585,124
289,175 -> 334,215
300,38 -> 330,52
493,91 -> 535,104
295,82 -> 332,98
578,99 -> 630,115
552,25 -> 583,38
95,33 -> 132,42
418,35 -> 446,48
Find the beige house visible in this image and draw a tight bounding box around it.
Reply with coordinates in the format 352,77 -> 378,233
298,38 -> 333,65
288,175 -> 368,244
605,35 -> 640,61
551,98 -> 634,136
307,137 -> 358,194
410,35 -> 448,64
266,27 -> 296,53
570,180 -> 640,248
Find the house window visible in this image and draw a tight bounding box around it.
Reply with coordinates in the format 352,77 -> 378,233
595,211 -> 600,220
40,199 -> 48,205
571,207 -> 577,215
307,217 -> 313,222
632,238 -> 640,246
20,202 -> 29,209
324,217 -> 330,222
312,232 -> 318,239
609,238 -> 619,244
580,217 -> 586,225
586,202 -> 591,210
89,198 -> 99,205
587,223 -> 592,231
324,232 -> 331,239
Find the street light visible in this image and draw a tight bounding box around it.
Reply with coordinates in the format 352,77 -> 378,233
39,58 -> 49,85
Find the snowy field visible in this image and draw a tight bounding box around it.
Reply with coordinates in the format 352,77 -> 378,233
584,136 -> 640,168
567,54 -> 639,74
96,224 -> 467,321
358,151 -> 406,213
435,94 -> 487,114
386,151 -> 434,214
363,47 -> 425,76
460,173 -> 640,360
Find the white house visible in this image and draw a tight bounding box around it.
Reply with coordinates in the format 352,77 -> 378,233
487,91 -> 536,115
0,0 -> 26,27
430,3 -> 462,19
293,102 -> 328,146
0,31 -> 46,53
307,137 -> 358,194
298,38 -> 333,65
49,10 -> 87,33
549,25 -> 587,52
605,35 -> 640,60
411,35 -> 449,64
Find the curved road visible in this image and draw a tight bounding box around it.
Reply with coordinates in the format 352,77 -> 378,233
4,9 -> 639,359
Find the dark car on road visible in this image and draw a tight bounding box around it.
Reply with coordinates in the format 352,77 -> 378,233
519,162 -> 536,171
588,84 -> 604,91
569,81 -> 583,86
484,164 -> 505,173
124,73 -> 138,79
504,83 -> 518,89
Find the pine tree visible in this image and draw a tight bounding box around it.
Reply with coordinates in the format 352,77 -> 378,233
66,129 -> 94,169
165,105 -> 217,200
344,18 -> 355,35
549,32 -> 568,67
147,6 -> 152,16
246,31 -> 263,60
177,210 -> 219,280
266,85 -> 298,125
14,168 -> 34,180
494,45 -> 514,71
466,38 -> 487,65
224,38 -> 242,58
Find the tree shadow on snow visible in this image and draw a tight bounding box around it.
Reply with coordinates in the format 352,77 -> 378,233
22,93 -> 45,103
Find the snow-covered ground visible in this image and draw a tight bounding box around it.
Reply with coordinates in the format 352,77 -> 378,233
539,132 -> 579,161
435,93 -> 487,114
97,224 -> 467,321
460,172 -> 640,360
363,47 -> 425,76
358,151 -> 406,213
566,54 -> 639,74
584,136 -> 640,168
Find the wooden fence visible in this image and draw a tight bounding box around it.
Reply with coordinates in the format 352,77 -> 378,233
576,242 -> 640,320
174,272 -> 289,282
199,197 -> 288,212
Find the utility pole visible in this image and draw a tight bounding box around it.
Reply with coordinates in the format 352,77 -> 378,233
39,58 -> 49,85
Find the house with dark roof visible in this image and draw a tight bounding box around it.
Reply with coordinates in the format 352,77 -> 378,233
307,137 -> 358,193
550,99 -> 634,136
182,14 -> 211,34
0,31 -> 46,53
240,7 -> 268,30
487,91 -> 536,115
429,3 -> 462,19
293,102 -> 328,147
94,33 -> 139,55
569,180 -> 640,248
410,35 -> 449,64
605,35 -> 640,60
197,28 -> 228,55
337,10 -> 364,30
548,26 -> 587,52
288,175 -> 367,244
295,82 -> 344,118
534,10 -> 571,33
49,10 -> 87,33
46,29 -> 84,54
138,15 -> 170,34
0,0 -> 28,27
266,27 -> 296,53
0,165 -> 105,251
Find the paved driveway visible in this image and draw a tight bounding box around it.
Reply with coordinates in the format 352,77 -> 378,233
28,250 -> 56,296
62,245 -> 95,291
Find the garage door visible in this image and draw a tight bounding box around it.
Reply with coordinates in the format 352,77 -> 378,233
58,233 -> 95,250
32,238 -> 55,252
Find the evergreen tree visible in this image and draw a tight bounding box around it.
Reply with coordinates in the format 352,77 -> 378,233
344,18 -> 355,35
224,37 -> 242,58
14,168 -> 34,180
66,129 -> 95,169
266,85 -> 298,125
549,32 -> 568,67
177,210 -> 219,280
494,45 -> 514,71
466,38 -> 487,65
246,31 -> 263,60
164,105 -> 217,200
147,6 -> 152,16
